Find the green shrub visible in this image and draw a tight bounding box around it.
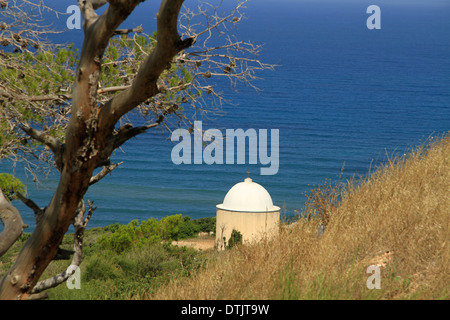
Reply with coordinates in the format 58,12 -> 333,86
83,256 -> 119,281
97,215 -> 184,253
159,214 -> 182,241
122,244 -> 168,278
178,216 -> 216,239
178,216 -> 200,239
227,229 -> 242,249
193,217 -> 216,233
103,222 -> 121,233
47,222 -> 210,299
0,173 -> 26,200
96,215 -> 216,253
97,221 -> 137,253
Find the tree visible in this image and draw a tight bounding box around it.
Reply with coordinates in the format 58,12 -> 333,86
0,0 -> 272,299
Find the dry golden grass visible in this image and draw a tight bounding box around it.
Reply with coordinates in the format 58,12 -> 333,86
149,134 -> 449,300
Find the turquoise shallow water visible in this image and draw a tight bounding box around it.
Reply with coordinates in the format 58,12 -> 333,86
1,0 -> 449,231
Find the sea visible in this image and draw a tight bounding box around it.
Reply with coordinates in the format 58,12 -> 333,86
1,0 -> 449,232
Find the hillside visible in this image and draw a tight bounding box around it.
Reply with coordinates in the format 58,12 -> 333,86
150,134 -> 449,299
1,135 -> 448,300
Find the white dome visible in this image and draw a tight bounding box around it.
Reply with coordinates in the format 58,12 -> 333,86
216,177 -> 280,212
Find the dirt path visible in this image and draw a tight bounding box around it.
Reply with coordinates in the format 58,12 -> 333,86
172,237 -> 215,251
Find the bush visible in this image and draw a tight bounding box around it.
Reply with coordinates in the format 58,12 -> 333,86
68,241 -> 207,299
193,217 -> 216,233
227,229 -> 242,249
178,216 -> 216,239
178,216 -> 200,239
97,215 -> 184,253
83,256 -> 119,281
0,173 -> 26,200
97,215 -> 216,252
159,215 -> 182,241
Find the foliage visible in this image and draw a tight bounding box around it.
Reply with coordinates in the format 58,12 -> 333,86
1,214 -> 212,300
193,216 -> 216,233
97,215 -> 215,253
97,216 -> 178,253
0,173 -> 26,200
177,216 -> 199,239
178,216 -> 216,239
85,242 -> 203,282
0,44 -> 78,172
41,227 -> 208,299
227,229 -> 242,249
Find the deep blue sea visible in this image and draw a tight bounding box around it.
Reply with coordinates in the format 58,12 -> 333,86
1,0 -> 449,231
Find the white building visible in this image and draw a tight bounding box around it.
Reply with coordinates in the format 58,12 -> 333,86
215,177 -> 280,250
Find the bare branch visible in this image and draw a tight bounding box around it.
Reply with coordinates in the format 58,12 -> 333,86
15,192 -> 44,224
10,86 -> 131,104
0,0 -> 63,52
89,162 -> 123,186
20,124 -> 62,154
31,199 -> 96,294
114,25 -> 143,36
97,85 -> 131,95
112,121 -> 162,150
54,248 -> 75,261
83,200 -> 96,228
20,124 -> 65,171
30,264 -> 78,295
27,93 -> 73,103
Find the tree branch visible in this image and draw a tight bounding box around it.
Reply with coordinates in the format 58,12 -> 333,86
20,124 -> 64,171
66,1 -> 143,162
15,192 -> 44,224
27,292 -> 49,300
112,121 -> 162,150
79,0 -> 100,31
17,86 -> 131,103
20,125 -> 62,156
88,0 -> 108,10
31,200 -> 96,295
114,25 -> 143,36
0,87 -> 72,103
89,162 -> 123,186
102,0 -> 193,123
0,189 -> 27,257
97,85 -> 131,95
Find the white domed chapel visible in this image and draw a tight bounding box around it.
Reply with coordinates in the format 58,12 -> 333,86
215,177 -> 280,250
